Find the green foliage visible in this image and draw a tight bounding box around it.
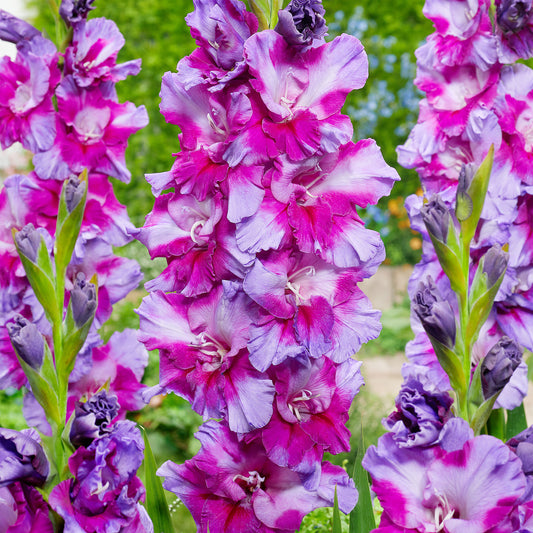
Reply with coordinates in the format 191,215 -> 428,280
141,427 -> 175,533
299,505 -> 349,533
350,425 -> 375,533
332,488 -> 343,533
506,404 -> 528,440
0,389 -> 26,430
359,297 -> 413,357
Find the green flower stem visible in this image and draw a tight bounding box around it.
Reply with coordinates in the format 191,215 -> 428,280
49,316 -> 70,484
52,272 -> 68,417
47,0 -> 59,15
248,0 -> 283,30
457,239 -> 473,421
47,0 -> 70,53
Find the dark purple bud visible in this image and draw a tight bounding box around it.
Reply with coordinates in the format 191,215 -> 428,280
483,245 -> 508,287
497,0 -> 532,33
65,176 -> 86,213
70,390 -> 119,448
14,224 -> 42,263
0,10 -> 40,45
59,0 -> 96,24
70,272 -> 97,328
420,195 -> 450,243
0,428 -> 49,487
457,163 -> 476,195
7,315 -> 44,370
275,0 -> 328,48
412,277 -> 456,348
481,336 -> 522,399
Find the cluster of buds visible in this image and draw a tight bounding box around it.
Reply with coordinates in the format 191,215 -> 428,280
135,0 -> 400,529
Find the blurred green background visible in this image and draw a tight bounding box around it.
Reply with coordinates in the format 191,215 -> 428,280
2,0 -> 432,530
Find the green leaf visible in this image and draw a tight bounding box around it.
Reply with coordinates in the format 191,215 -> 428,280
469,265 -> 489,305
426,333 -> 466,399
140,426 -> 174,533
428,235 -> 466,295
471,394 -> 499,436
248,0 -> 283,30
486,408 -> 505,440
465,265 -> 506,347
506,403 -> 528,440
333,486 -> 343,533
350,425 -> 375,533
40,341 -> 59,391
467,359 -> 484,411
13,352 -> 61,428
58,273 -> 97,381
15,235 -> 60,326
460,146 -> 494,245
60,302 -> 95,381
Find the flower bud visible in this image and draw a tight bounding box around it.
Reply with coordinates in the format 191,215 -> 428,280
481,336 -> 522,399
70,390 -> 120,448
275,0 -> 328,48
65,176 -> 86,214
14,223 -> 42,263
497,0 -> 531,33
420,196 -> 450,243
412,277 -> 456,348
7,315 -> 44,370
482,245 -> 508,288
71,272 -> 97,328
457,163 -> 476,196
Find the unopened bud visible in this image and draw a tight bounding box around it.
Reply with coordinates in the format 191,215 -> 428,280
420,196 -> 450,243
71,272 -> 97,328
14,223 -> 42,263
481,336 -> 522,399
457,163 -> 476,196
7,315 -> 44,370
497,0 -> 531,33
483,245 -> 508,287
65,176 -> 86,214
413,277 -> 456,348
